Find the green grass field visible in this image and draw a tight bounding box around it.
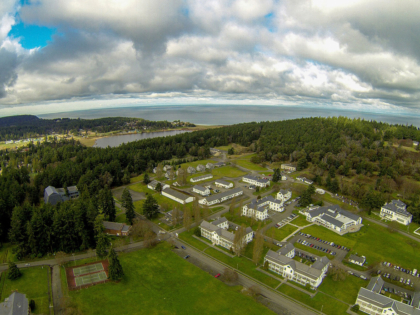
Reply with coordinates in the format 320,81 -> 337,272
0,243 -> 16,263
301,221 -> 420,269
290,215 -> 311,227
265,225 -> 298,242
318,274 -> 367,304
212,166 -> 247,178
222,212 -> 272,231
69,244 -> 274,315
234,159 -> 267,171
277,285 -> 349,315
0,266 -> 50,314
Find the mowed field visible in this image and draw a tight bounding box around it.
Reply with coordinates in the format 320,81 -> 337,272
301,221 -> 420,269
0,266 -> 50,314
69,244 -> 274,315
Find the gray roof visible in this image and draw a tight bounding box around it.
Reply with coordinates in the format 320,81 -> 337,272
308,204 -> 361,222
191,174 -> 213,181
215,179 -> 231,186
148,180 -> 159,188
214,162 -> 226,167
193,185 -> 208,192
247,196 -> 281,212
382,201 -> 411,217
366,276 -> 384,293
162,188 -> 192,201
45,185 -> 58,197
279,189 -> 291,195
243,175 -> 270,184
349,254 -> 366,264
200,220 -> 220,232
205,187 -> 243,203
311,256 -> 329,270
103,221 -> 128,231
212,217 -> 228,226
321,214 -> 345,228
392,199 -> 406,209
278,243 -> 294,256
167,209 -> 184,217
0,292 -> 29,315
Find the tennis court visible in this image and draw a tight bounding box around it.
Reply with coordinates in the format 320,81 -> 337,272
73,263 -> 104,277
75,271 -> 107,286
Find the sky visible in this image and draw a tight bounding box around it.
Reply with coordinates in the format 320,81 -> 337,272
1,0 -> 420,116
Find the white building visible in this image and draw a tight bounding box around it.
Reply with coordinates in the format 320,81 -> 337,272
193,185 -> 210,196
348,254 -> 366,266
264,243 -> 329,289
147,180 -> 170,191
162,188 -> 194,204
190,174 -> 213,183
199,188 -> 243,206
206,163 -> 214,169
356,277 -> 420,315
196,164 -> 206,172
242,196 -> 284,220
276,189 -> 292,202
214,179 -> 233,189
315,188 -> 325,194
187,166 -> 196,174
200,219 -> 253,250
380,200 -> 412,225
281,164 -> 296,172
163,165 -> 172,171
214,162 -> 226,167
303,205 -> 362,234
296,176 -> 314,185
242,175 -> 270,188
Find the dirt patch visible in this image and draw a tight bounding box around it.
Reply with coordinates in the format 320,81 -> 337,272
66,260 -> 110,291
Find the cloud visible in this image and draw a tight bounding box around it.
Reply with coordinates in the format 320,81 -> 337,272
0,0 -> 420,113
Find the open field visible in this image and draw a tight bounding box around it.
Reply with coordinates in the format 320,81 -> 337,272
222,212 -> 272,231
212,166 -> 247,178
69,244 -> 274,315
290,215 -> 311,227
318,274 -> 367,304
266,225 -> 298,242
234,159 -> 267,171
0,266 -> 50,314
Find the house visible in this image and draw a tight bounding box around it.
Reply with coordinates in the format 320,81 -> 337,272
206,163 -> 214,169
193,185 -> 210,196
242,196 -> 284,220
0,292 -> 29,315
187,166 -> 196,174
163,165 -> 172,171
296,176 -> 314,185
277,189 -> 292,202
380,200 -> 412,225
413,141 -> 419,146
303,205 -> 362,234
348,254 -> 366,266
44,185 -> 79,205
103,221 -> 131,236
199,188 -> 243,206
214,179 -> 233,189
164,171 -> 176,180
196,164 -> 206,172
153,167 -> 157,173
147,180 -> 170,191
315,188 -> 325,194
264,243 -> 329,289
162,188 -> 194,204
165,209 -> 183,224
281,164 -> 297,172
242,175 -> 270,188
190,174 -> 213,183
214,162 -> 226,167
200,219 -> 253,250
355,276 -> 420,315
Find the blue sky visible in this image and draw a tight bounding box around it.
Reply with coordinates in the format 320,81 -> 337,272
8,21 -> 55,49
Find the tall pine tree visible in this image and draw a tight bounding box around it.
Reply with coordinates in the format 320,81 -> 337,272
108,248 -> 124,281
142,194 -> 159,219
7,261 -> 21,280
121,188 -> 135,225
96,233 -> 109,259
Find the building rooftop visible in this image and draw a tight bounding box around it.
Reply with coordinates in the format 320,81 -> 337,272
193,185 -> 208,192
215,179 -> 231,186
211,217 -> 228,226
349,254 -> 366,264
0,292 -> 29,315
205,187 -> 243,203
243,175 -> 270,184
162,188 -> 192,201
382,201 -> 411,217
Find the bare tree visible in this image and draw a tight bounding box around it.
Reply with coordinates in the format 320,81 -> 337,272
131,219 -> 152,239
237,198 -> 243,217
233,224 -> 246,256
144,231 -> 158,248
328,265 -> 346,282
55,251 -> 67,266
252,228 -> 264,265
248,285 -> 261,299
168,169 -> 175,180
172,208 -> 179,226
223,268 -> 239,283
156,163 -> 163,179
193,199 -> 201,225
183,207 -> 192,230
202,204 -> 210,219
229,196 -> 237,215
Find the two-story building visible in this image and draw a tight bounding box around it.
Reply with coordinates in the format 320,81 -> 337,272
44,185 -> 79,205
242,196 -> 284,220
199,188 -> 243,205
242,175 -> 271,188
277,189 -> 292,203
214,179 -> 233,189
281,164 -> 297,172
380,200 -> 412,225
192,185 -> 210,196
162,188 -> 194,204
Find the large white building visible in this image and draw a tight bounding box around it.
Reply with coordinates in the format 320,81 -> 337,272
242,196 -> 284,221
200,219 -> 253,250
276,189 -> 292,202
242,175 -> 271,188
281,164 -> 297,172
264,243 -> 329,289
199,188 -> 243,206
190,174 -> 213,183
214,179 -> 233,189
380,200 -> 412,225
192,185 -> 210,196
147,180 -> 169,191
356,276 -> 420,315
302,205 -> 362,233
162,188 -> 194,204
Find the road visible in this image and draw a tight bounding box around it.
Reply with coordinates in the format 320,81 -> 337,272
52,265 -> 63,314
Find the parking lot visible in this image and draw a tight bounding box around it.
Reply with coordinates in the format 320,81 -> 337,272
377,262 -> 420,289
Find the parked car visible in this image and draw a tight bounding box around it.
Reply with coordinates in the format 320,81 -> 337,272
181,246 -> 186,250
184,255 -> 190,259
215,273 -> 221,278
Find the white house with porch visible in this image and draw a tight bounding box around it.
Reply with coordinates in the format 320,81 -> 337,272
162,188 -> 194,204
276,189 -> 292,202
242,175 -> 270,188
199,188 -> 243,206
192,185 -> 210,196
380,200 -> 412,225
215,179 -> 233,189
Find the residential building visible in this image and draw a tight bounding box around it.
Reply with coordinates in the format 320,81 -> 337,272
214,162 -> 226,167
190,174 -> 213,183
187,166 -> 196,174
163,165 -> 172,171
242,195 -> 284,220
200,219 -> 253,250
164,171 -> 176,180
356,276 -> 420,315
277,189 -> 292,202
147,180 -> 169,191
44,185 -> 79,205
206,163 -> 214,169
349,254 -> 366,266
281,164 -> 297,172
315,188 -> 325,194
264,243 -> 329,289
196,164 -> 206,172
193,185 -> 210,196
214,179 -> 233,189
162,188 -> 194,204
103,221 -> 131,236
165,209 -> 183,224
199,188 -> 243,205
153,167 -> 157,173
380,200 -> 412,225
303,204 -> 362,233
242,175 -> 271,188
296,176 -> 314,185
0,292 -> 29,315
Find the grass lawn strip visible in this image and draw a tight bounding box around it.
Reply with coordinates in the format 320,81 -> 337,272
318,274 -> 368,304
290,215 -> 311,227
234,159 -> 267,171
265,225 -> 298,242
1,266 -> 50,314
69,244 -> 274,315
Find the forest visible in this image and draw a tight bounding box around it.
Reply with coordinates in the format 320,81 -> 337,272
0,115 -> 195,141
0,116 -> 419,257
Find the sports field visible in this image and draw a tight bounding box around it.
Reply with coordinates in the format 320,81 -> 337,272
75,271 -> 107,286
73,263 -> 104,276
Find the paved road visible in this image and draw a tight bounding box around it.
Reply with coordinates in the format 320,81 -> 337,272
52,265 -> 63,315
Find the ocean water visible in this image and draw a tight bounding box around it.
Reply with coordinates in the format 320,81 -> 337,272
39,105 -> 420,127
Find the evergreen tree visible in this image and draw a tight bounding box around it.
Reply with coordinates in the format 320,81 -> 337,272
297,157 -> 308,171
143,173 -> 151,185
272,168 -> 281,183
155,182 -> 162,193
96,233 -> 109,259
142,193 -> 159,219
108,248 -> 124,281
121,188 -> 135,225
7,261 -> 21,280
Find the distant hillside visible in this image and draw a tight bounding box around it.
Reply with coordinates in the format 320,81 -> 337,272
0,115 -> 40,127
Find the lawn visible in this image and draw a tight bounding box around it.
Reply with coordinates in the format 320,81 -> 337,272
1,266 -> 50,314
0,243 -> 16,263
277,285 -> 349,315
302,221 -> 420,269
115,213 -> 127,223
212,166 -> 247,178
129,174 -> 144,183
222,212 -> 272,231
318,274 -> 367,304
69,244 -> 274,315
265,225 -> 298,242
290,215 -> 311,227
128,182 -> 150,194
234,159 -> 267,171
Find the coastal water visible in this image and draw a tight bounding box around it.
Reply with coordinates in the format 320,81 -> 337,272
39,105 -> 420,127
93,130 -> 191,148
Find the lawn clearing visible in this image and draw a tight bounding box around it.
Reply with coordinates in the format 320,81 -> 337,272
212,166 -> 247,178
234,159 -> 267,171
265,225 -> 298,242
290,215 -> 311,227
69,244 -> 274,315
0,266 -> 50,314
222,212 -> 272,231
129,174 -> 144,183
318,274 -> 367,304
115,213 -> 127,223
